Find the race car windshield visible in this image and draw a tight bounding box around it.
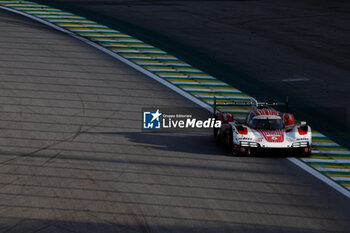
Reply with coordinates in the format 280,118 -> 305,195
249,118 -> 284,130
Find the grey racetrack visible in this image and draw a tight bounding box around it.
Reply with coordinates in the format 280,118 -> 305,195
0,8 -> 350,233
43,0 -> 350,147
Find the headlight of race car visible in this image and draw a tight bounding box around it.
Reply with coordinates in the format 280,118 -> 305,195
240,141 -> 259,147
292,142 -> 309,147
240,141 -> 249,147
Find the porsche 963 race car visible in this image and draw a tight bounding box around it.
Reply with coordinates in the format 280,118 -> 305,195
213,97 -> 312,156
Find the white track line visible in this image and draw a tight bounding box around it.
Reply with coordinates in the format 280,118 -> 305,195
2,5 -> 350,199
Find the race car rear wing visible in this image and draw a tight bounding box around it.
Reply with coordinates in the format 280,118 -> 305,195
213,96 -> 289,115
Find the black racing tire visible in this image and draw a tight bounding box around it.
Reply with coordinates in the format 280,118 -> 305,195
232,144 -> 251,157
246,147 -> 252,156
224,128 -> 233,153
304,151 -> 312,157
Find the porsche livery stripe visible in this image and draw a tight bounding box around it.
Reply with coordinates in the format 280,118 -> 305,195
1,0 -> 350,197
255,129 -> 284,143
255,109 -> 279,116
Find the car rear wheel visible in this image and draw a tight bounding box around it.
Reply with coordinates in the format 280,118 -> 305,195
223,129 -> 234,155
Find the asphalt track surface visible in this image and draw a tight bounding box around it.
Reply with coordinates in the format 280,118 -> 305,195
37,0 -> 350,148
1,7 -> 350,233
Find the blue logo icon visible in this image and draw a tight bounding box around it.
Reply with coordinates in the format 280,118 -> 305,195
143,109 -> 162,129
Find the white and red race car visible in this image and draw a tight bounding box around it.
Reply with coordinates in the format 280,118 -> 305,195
213,98 -> 312,156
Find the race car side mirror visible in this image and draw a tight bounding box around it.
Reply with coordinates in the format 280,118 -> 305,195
298,121 -> 309,135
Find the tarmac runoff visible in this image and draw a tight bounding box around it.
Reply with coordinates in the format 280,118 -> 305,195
1,0 -> 350,198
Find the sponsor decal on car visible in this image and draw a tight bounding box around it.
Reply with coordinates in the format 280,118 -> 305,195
297,138 -> 309,141
237,137 -> 253,141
